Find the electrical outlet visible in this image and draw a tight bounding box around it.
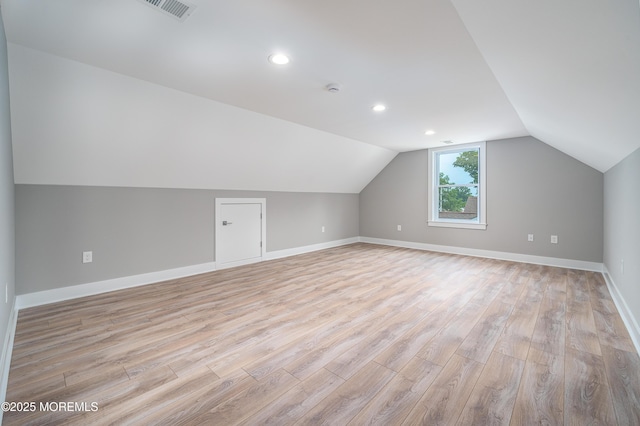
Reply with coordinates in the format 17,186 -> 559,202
527,234 -> 534,242
321,226 -> 325,233
82,251 -> 93,263
397,225 -> 402,231
550,235 -> 558,244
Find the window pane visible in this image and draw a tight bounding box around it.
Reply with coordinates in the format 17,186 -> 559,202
437,149 -> 478,185
429,142 -> 485,229
438,186 -> 478,220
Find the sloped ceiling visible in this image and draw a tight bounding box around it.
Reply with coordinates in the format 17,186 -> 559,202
2,0 -> 639,192
451,0 -> 640,172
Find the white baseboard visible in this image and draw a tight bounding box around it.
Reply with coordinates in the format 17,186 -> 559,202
359,237 -> 603,272
264,237 -> 360,261
16,262 -> 217,310
12,237 -> 605,311
0,302 -> 18,419
215,257 -> 263,270
602,265 -> 640,355
14,237 -> 361,310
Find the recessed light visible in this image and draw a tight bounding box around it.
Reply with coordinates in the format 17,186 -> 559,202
268,53 -> 290,65
425,130 -> 436,136
372,104 -> 386,112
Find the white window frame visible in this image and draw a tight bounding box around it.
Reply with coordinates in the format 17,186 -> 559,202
428,141 -> 487,230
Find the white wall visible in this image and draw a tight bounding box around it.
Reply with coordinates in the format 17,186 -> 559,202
8,44 -> 396,194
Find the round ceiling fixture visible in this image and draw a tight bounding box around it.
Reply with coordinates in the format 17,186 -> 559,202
372,104 -> 386,112
425,130 -> 436,136
268,53 -> 290,65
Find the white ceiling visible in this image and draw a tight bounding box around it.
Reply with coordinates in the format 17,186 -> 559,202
451,0 -> 640,172
2,0 -> 640,173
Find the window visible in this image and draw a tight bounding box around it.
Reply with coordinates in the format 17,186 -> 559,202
428,141 -> 486,230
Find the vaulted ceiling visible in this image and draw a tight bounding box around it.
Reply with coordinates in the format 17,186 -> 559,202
2,0 -> 639,192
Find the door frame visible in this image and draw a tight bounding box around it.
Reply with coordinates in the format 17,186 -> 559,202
215,198 -> 266,269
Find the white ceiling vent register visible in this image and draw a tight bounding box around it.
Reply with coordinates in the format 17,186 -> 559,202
136,0 -> 196,21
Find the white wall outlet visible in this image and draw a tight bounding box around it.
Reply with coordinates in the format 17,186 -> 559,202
397,225 -> 402,231
321,226 -> 325,233
82,251 -> 93,263
550,235 -> 558,244
527,234 -> 534,242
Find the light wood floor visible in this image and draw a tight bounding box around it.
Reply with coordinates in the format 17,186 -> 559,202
5,243 -> 640,425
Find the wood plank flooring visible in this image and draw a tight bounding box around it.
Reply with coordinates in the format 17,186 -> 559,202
4,243 -> 639,425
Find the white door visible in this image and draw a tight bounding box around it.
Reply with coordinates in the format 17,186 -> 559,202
215,199 -> 266,268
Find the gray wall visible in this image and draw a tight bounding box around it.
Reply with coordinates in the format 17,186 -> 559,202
360,136 -> 603,262
0,9 -> 15,358
15,185 -> 358,294
603,147 -> 640,331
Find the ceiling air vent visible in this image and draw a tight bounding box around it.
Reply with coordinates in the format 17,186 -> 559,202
137,0 -> 196,22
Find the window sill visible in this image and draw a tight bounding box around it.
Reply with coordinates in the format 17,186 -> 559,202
428,221 -> 487,230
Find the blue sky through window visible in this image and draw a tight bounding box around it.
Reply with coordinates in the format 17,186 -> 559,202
438,151 -> 475,185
